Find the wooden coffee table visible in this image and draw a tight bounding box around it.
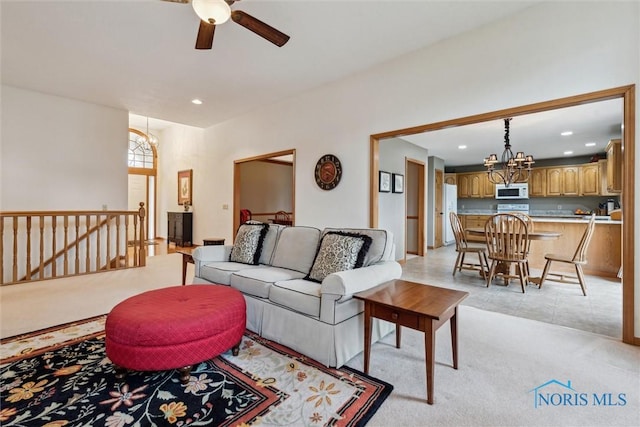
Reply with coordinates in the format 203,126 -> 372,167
354,279 -> 468,404
176,247 -> 195,285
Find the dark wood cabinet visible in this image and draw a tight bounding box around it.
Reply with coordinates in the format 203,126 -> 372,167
167,212 -> 192,247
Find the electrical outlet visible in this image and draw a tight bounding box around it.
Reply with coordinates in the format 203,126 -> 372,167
222,204 -> 229,210
102,204 -> 108,211
557,205 -> 562,210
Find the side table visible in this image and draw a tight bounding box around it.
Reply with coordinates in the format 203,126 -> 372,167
354,279 -> 468,404
203,237 -> 225,246
176,247 -> 194,286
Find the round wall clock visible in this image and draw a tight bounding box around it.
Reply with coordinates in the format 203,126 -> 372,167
314,154 -> 342,190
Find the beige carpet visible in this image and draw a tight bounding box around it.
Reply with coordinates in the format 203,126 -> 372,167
2,254 -> 639,426
346,306 -> 639,426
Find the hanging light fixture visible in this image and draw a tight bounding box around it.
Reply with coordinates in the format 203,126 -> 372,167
192,0 -> 232,25
484,118 -> 534,187
136,117 -> 159,149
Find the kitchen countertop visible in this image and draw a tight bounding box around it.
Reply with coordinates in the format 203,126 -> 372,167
457,212 -> 621,224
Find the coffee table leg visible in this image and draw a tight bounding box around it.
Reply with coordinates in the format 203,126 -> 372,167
451,307 -> 459,370
363,303 -> 372,374
425,321 -> 435,405
396,324 -> 402,348
178,366 -> 192,384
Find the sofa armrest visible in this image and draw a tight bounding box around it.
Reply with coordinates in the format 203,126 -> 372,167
192,245 -> 232,277
321,261 -> 402,297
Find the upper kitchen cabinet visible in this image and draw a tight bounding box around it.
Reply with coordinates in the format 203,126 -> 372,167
579,163 -> 600,196
444,173 -> 457,185
605,139 -> 622,193
528,168 -> 547,197
546,166 -> 579,197
457,173 -> 482,198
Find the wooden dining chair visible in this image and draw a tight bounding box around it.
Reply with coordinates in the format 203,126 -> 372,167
509,212 -> 534,277
484,213 -> 529,293
449,212 -> 489,279
533,214 -> 596,296
275,210 -> 290,223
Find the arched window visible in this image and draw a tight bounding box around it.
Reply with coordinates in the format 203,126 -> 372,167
128,128 -> 157,169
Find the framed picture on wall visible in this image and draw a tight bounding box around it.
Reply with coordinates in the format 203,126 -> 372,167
178,169 -> 193,205
379,171 -> 391,192
392,173 -> 404,193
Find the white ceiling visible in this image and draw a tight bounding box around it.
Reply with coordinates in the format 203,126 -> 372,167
401,98 -> 623,167
2,1 -> 622,167
2,0 -> 537,129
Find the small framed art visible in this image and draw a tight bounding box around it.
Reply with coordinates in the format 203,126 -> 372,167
379,171 -> 391,192
392,173 -> 404,193
178,169 -> 193,205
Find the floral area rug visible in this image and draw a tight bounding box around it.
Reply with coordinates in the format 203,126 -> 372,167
0,316 -> 392,426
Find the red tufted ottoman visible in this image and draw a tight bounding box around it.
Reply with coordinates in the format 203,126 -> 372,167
105,284 -> 245,384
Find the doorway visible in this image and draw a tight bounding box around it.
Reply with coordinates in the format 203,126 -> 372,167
127,128 -> 157,241
233,149 -> 296,236
406,159 -> 425,256
369,85 -> 636,345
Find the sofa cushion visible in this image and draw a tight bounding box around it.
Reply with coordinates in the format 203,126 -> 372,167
259,224 -> 284,265
269,279 -> 322,318
229,221 -> 269,265
230,266 -> 306,298
270,226 -> 321,274
306,232 -> 372,283
200,262 -> 262,285
322,228 -> 393,266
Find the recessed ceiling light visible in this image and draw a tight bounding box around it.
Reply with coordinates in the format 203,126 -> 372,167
563,151 -> 573,155
561,131 -> 573,136
585,142 -> 596,147
458,145 -> 467,150
191,99 -> 203,105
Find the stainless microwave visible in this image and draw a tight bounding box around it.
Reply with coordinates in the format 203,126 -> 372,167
495,183 -> 529,199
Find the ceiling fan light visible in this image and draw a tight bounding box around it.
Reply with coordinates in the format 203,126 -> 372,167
192,0 -> 231,25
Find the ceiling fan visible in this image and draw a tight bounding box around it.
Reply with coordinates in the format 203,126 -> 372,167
163,0 -> 290,49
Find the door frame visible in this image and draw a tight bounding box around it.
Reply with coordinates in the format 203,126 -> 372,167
405,158 -> 425,256
233,149 -> 296,237
369,85 -> 636,345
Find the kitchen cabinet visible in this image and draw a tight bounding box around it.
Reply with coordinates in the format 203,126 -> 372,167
605,139 -> 622,193
482,173 -> 495,198
457,173 -> 482,198
598,159 -> 617,196
167,212 -> 193,247
444,173 -> 457,185
528,168 -> 547,197
579,163 -> 600,196
459,214 -> 491,242
546,166 -> 579,196
457,172 -> 492,198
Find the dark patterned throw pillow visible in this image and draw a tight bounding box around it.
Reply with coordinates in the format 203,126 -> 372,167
229,221 -> 269,265
306,231 -> 372,283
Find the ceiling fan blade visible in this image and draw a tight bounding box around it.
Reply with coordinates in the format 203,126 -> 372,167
195,20 -> 216,49
231,10 -> 290,47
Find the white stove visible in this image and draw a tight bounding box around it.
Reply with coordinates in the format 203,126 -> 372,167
497,203 -> 529,214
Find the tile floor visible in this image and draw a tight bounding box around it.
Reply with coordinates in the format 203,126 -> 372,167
401,244 -> 622,338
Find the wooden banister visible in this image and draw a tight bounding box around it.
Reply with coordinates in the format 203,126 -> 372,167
1,203 -> 147,286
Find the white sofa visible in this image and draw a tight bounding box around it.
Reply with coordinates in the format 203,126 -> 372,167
191,224 -> 402,367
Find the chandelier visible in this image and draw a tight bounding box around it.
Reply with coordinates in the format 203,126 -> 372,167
136,117 -> 159,149
484,118 -> 534,187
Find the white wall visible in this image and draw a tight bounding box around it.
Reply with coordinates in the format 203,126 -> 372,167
379,138 -> 429,259
154,124 -> 205,242
1,86 -> 129,211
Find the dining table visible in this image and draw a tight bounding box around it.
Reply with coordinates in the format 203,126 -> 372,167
465,227 -> 561,285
